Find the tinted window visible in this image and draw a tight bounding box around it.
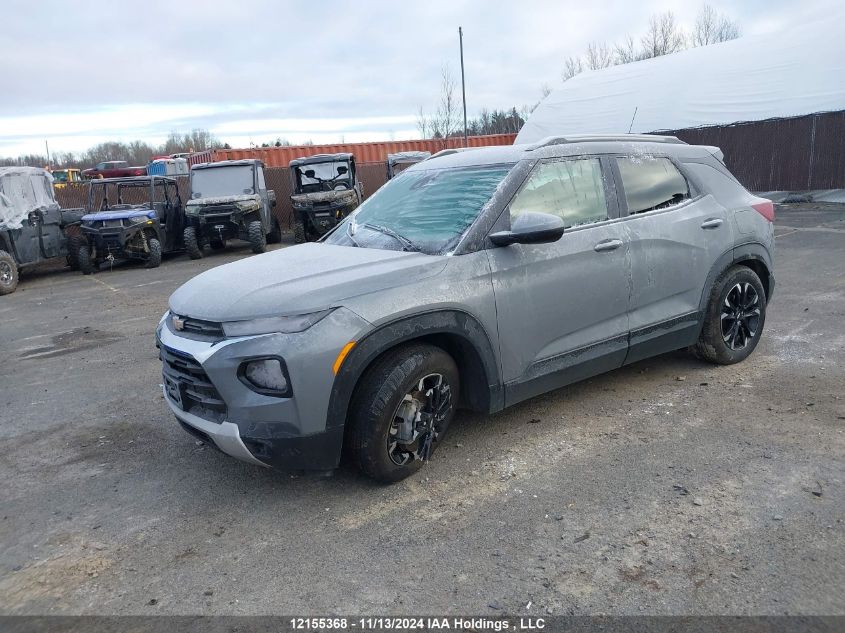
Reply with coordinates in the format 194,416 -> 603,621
617,156 -> 690,214
511,158 -> 607,227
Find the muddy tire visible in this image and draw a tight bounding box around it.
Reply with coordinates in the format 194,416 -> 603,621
65,236 -> 86,270
145,237 -> 162,269
347,343 -> 460,483
694,265 -> 767,365
293,219 -> 307,244
184,227 -> 203,259
267,217 -> 282,244
247,220 -> 266,254
0,249 -> 19,295
77,243 -> 94,275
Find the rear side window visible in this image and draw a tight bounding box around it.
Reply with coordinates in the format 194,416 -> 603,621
511,158 -> 608,227
617,156 -> 690,214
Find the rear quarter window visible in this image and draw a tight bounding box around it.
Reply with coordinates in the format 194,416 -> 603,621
682,161 -> 753,209
617,156 -> 690,214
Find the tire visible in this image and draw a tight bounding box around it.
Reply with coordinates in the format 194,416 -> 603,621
65,236 -> 85,271
347,343 -> 460,483
267,217 -> 282,244
0,249 -> 19,295
77,243 -> 95,275
247,220 -> 266,254
694,265 -> 767,365
210,239 -> 227,251
293,219 -> 307,244
145,237 -> 162,268
184,226 -> 203,259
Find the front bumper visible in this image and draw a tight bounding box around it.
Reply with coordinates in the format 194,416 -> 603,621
157,308 -> 371,470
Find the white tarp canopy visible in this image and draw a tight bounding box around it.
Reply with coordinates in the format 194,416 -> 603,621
516,11 -> 845,144
0,167 -> 56,230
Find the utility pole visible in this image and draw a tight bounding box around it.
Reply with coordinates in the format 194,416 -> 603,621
45,140 -> 50,168
459,26 -> 468,147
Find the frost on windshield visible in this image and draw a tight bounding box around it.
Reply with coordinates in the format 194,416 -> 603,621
330,165 -> 512,254
0,169 -> 55,229
191,165 -> 255,199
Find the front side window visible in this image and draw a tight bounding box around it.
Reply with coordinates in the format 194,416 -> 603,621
324,164 -> 514,254
510,158 -> 608,227
617,156 -> 690,214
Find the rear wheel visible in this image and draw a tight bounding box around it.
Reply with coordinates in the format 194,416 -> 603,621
694,265 -> 766,365
347,344 -> 459,483
77,243 -> 94,275
267,217 -> 282,244
247,220 -> 266,254
0,250 -> 18,295
184,227 -> 203,259
145,237 -> 162,268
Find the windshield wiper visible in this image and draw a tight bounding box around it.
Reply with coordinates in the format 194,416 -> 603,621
362,223 -> 421,252
345,220 -> 360,247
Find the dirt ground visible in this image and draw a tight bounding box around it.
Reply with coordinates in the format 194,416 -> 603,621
0,205 -> 843,616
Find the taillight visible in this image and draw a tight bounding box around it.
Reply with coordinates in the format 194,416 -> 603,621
751,198 -> 774,222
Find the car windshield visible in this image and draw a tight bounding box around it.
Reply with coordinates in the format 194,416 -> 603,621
296,161 -> 351,191
52,171 -> 68,182
324,164 -> 514,255
191,166 -> 255,198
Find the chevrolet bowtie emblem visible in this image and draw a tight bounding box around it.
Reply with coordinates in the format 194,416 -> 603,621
172,315 -> 186,331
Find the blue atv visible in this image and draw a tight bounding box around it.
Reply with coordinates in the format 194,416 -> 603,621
77,176 -> 185,273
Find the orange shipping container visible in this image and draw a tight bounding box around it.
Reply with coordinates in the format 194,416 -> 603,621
189,134 -> 517,168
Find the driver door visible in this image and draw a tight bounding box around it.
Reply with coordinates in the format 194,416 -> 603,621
486,157 -> 631,406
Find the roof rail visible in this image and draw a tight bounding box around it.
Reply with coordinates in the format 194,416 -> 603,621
526,134 -> 686,151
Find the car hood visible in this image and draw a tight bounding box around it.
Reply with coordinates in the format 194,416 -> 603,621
187,194 -> 259,207
169,243 -> 448,322
82,208 -> 155,221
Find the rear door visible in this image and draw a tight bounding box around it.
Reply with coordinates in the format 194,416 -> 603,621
614,154 -> 734,363
486,156 -> 631,405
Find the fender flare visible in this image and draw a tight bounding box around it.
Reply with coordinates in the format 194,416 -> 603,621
325,310 -> 503,429
698,241 -> 775,313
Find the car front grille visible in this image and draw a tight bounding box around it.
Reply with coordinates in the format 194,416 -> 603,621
176,316 -> 225,338
160,345 -> 227,421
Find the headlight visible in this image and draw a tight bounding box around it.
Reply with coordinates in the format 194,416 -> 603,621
221,309 -> 333,337
238,357 -> 290,397
129,215 -> 152,225
185,206 -> 200,216
292,201 -> 309,209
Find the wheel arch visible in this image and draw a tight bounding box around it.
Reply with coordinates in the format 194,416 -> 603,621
326,310 -> 503,430
699,242 -> 774,312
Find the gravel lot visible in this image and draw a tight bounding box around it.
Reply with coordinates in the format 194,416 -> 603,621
1,205 -> 843,616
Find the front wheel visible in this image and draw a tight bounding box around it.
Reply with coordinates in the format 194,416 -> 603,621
0,249 -> 19,295
184,227 -> 203,259
145,237 -> 162,268
693,265 -> 767,365
247,220 -> 266,254
77,244 -> 95,275
347,344 -> 460,483
292,219 -> 307,244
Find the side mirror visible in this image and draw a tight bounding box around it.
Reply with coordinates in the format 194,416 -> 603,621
337,165 -> 348,175
489,212 -> 565,247
304,169 -> 316,179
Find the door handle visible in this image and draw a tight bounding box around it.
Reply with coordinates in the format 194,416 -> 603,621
701,218 -> 724,229
594,239 -> 623,252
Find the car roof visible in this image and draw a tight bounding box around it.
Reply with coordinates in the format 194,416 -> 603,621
408,135 -> 717,171
191,159 -> 263,170
289,153 -> 354,168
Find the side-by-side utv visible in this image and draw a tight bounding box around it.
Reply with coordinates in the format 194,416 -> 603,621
0,167 -> 87,295
386,151 -> 431,179
289,153 -> 362,243
183,159 -> 279,259
77,176 -> 185,273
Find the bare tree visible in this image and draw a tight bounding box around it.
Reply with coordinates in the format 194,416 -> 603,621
539,83 -> 552,99
432,65 -> 459,146
614,34 -> 640,64
416,105 -> 430,139
561,56 -> 584,81
692,4 -> 741,46
640,11 -> 686,59
584,41 -> 614,70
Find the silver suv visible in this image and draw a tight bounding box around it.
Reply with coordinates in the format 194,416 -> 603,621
157,135 -> 775,483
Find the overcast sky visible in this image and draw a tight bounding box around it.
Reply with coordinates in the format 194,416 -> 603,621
0,0 -> 835,157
